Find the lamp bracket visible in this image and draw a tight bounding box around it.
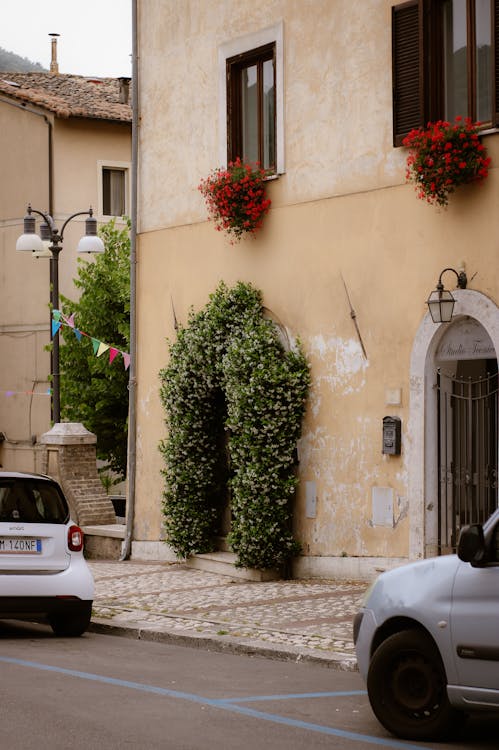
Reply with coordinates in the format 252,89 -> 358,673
437,267 -> 468,290
25,204 -> 94,245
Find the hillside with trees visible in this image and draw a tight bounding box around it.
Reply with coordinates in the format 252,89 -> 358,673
0,47 -> 47,72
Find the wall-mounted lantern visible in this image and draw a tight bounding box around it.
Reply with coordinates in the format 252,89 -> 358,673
426,267 -> 468,324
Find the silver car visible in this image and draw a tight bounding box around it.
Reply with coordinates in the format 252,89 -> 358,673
354,508 -> 499,741
0,471 -> 94,636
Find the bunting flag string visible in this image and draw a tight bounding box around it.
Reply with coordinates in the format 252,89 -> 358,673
52,310 -> 130,370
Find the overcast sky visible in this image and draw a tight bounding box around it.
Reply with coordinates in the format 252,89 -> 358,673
1,0 -> 132,78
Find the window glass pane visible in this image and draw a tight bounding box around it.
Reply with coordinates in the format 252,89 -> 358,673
262,58 -> 275,170
0,480 -> 68,524
103,168 -> 125,216
241,64 -> 258,165
475,0 -> 492,122
443,0 -> 468,120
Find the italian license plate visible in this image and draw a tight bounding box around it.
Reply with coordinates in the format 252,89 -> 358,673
0,537 -> 42,554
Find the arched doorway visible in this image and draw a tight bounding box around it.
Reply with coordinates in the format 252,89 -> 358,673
409,290 -> 499,561
434,318 -> 498,553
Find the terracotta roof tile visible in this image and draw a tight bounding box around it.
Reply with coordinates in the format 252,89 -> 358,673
0,72 -> 131,123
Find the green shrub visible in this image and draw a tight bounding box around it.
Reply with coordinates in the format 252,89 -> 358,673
159,281 -> 309,569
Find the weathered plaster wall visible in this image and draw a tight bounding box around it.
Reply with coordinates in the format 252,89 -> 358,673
0,101 -> 52,457
0,103 -> 131,471
134,0 -> 499,573
137,0 -> 402,234
51,118 -> 131,301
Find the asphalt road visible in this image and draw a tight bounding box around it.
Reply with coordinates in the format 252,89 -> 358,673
0,621 -> 498,750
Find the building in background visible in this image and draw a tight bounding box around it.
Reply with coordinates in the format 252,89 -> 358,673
0,57 -> 132,471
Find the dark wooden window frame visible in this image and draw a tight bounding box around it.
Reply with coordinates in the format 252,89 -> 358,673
392,0 -> 499,146
226,42 -> 276,169
102,167 -> 126,217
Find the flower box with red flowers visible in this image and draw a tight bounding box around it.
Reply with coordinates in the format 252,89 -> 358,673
198,158 -> 271,242
403,117 -> 491,207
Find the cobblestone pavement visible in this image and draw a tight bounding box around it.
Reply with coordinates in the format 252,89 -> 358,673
88,560 -> 366,670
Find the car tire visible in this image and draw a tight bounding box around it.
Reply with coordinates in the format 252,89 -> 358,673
367,628 -> 463,741
48,602 -> 92,637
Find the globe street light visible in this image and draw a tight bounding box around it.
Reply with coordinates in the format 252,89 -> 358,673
16,205 -> 105,423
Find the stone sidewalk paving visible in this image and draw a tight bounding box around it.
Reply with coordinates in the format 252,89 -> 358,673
88,560 -> 366,671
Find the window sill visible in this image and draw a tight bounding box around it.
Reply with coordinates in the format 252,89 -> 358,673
264,171 -> 285,181
479,127 -> 499,137
395,125 -> 499,149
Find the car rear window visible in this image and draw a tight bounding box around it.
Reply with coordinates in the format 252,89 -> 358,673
0,479 -> 69,524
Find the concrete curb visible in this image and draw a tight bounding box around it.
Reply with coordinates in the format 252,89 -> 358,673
89,618 -> 358,672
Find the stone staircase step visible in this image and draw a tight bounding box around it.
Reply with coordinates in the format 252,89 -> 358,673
185,551 -> 281,581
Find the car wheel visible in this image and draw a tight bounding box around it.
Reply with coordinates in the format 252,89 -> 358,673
367,628 -> 463,741
48,602 -> 92,637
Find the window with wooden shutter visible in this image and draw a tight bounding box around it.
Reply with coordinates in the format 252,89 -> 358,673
392,0 -> 424,145
495,0 -> 499,121
392,0 -> 499,147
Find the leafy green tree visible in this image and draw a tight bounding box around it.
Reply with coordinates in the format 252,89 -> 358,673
59,219 -> 130,477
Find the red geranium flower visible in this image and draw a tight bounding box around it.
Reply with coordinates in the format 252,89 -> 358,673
402,118 -> 491,207
198,158 -> 271,242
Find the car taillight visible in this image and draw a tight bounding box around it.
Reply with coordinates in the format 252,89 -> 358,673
68,525 -> 84,552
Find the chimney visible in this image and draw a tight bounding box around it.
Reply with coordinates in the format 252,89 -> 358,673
49,33 -> 60,75
118,77 -> 131,104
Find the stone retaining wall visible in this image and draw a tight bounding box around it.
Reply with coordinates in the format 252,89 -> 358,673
40,423 -> 116,526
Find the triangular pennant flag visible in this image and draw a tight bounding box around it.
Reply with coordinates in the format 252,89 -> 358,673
49,316 -> 130,368
6,391 -> 13,397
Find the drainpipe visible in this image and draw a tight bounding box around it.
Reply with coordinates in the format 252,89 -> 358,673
120,0 -> 138,560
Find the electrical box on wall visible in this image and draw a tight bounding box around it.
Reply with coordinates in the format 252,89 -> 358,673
382,416 -> 401,455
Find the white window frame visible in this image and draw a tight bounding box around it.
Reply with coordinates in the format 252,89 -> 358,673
97,160 -> 131,220
218,21 -> 284,174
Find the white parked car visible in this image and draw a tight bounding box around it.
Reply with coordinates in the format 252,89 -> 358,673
354,509 -> 499,741
0,471 -> 94,636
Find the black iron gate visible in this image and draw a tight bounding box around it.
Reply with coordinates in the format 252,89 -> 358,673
437,367 -> 498,554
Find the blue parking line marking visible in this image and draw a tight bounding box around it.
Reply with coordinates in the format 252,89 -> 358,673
214,703 -> 432,750
0,655 -> 429,750
0,656 -> 209,704
223,690 -> 367,702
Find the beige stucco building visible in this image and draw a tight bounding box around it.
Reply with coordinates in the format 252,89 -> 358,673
129,0 -> 499,579
0,65 -> 132,472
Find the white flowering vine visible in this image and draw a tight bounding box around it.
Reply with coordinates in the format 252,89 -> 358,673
159,281 -> 310,570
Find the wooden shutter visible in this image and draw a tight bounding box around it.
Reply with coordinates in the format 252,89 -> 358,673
392,0 -> 424,146
494,0 -> 499,126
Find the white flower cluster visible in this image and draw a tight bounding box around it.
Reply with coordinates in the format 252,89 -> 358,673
159,282 -> 309,569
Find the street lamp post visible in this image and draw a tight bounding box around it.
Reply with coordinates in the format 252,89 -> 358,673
16,205 -> 105,423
